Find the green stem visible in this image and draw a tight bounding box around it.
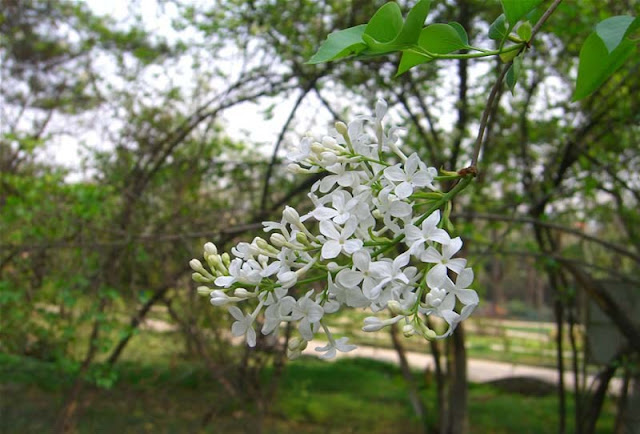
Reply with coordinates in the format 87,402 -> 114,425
371,175 -> 474,258
409,42 -> 524,60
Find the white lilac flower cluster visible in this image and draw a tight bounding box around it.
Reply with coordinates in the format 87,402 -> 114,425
190,99 -> 479,359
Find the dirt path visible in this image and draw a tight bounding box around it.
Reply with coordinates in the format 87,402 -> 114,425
303,340 -> 622,396
138,315 -> 621,396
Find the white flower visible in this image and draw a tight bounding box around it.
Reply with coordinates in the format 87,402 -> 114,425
383,153 -> 437,199
319,218 -> 363,259
404,210 -> 451,257
422,236 -> 467,281
311,190 -> 357,224
440,268 -> 479,305
210,290 -> 238,306
318,163 -> 363,193
336,249 -> 390,300
262,295 -> 296,335
287,136 -> 313,162
291,292 -> 324,341
228,306 -> 257,347
315,337 -> 357,359
327,272 -> 370,308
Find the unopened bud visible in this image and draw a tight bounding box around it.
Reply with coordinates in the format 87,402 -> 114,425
234,288 -> 251,298
387,300 -> 404,315
189,259 -> 205,273
204,242 -> 217,256
192,272 -> 212,283
221,253 -> 231,267
295,232 -> 309,246
320,151 -> 337,165
311,142 -> 325,154
335,121 -> 348,137
402,324 -> 415,337
283,206 -> 301,225
270,233 -> 287,247
197,286 -> 212,296
288,163 -> 303,173
255,237 -> 270,251
208,254 -> 226,273
288,337 -> 308,351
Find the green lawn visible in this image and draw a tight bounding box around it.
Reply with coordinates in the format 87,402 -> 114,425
0,350 -> 616,434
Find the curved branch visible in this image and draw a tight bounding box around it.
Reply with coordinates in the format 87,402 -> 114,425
260,77 -> 318,211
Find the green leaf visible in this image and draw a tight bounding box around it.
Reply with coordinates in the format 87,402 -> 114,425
506,55 -> 522,94
489,14 -> 508,41
364,2 -> 403,43
396,50 -> 432,76
363,0 -> 431,53
306,25 -> 367,64
517,21 -> 532,42
418,23 -> 467,54
573,31 -> 635,101
595,15 -> 639,53
500,0 -> 543,27
448,21 -> 469,45
499,48 -> 520,63
394,0 -> 432,45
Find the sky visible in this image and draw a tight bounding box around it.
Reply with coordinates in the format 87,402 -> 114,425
45,0 -> 310,179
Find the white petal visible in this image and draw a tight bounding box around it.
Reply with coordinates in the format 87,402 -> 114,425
343,239 -> 363,254
395,182 -> 413,199
405,153 -> 420,175
352,249 -> 371,271
456,289 -> 479,305
426,266 -> 447,289
319,220 -> 340,240
443,236 -> 463,258
231,320 -> 247,337
456,268 -> 474,288
228,306 -> 244,321
384,165 -> 406,182
421,246 -> 442,263
390,200 -> 412,218
321,241 -> 341,259
215,276 -> 236,288
447,258 -> 467,274
312,206 -> 339,221
337,269 -> 363,288
246,326 -> 257,347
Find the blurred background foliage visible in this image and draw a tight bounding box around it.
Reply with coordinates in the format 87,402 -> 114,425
0,0 -> 638,433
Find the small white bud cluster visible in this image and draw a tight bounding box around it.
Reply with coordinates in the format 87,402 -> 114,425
191,99 -> 479,359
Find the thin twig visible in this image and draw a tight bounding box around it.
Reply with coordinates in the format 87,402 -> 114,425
470,0 -> 564,170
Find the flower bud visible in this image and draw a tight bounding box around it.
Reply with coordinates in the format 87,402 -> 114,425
387,300 -> 405,315
210,290 -> 231,306
311,142 -> 325,154
283,206 -> 301,226
255,237 -> 270,251
208,254 -> 226,274
204,242 -> 218,256
221,252 -> 231,268
335,121 -> 348,137
326,262 -> 339,271
288,163 -> 304,173
270,233 -> 287,248
192,272 -> 212,283
288,337 -> 308,351
197,286 -> 212,296
362,317 -> 385,332
295,232 -> 309,246
189,259 -> 205,273
320,151 -> 337,165
402,324 -> 415,337
234,288 -> 251,298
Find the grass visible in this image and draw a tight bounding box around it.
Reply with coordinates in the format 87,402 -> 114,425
0,349 -> 617,434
